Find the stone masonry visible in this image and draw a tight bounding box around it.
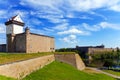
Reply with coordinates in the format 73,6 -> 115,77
6,28 -> 55,53
54,54 -> 85,70
4,15 -> 55,53
0,54 -> 85,79
0,54 -> 55,79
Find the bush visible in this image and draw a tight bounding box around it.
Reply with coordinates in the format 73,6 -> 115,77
88,50 -> 120,67
103,60 -> 116,67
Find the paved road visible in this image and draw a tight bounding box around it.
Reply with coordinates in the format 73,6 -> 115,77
87,67 -> 120,79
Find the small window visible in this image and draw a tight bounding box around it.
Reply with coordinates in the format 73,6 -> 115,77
50,48 -> 54,50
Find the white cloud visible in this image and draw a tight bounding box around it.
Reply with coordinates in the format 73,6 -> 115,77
30,11 -> 66,23
48,17 -> 67,23
21,0 -> 120,13
0,10 -> 6,16
43,28 -> 54,32
100,22 -> 120,30
0,24 -> 6,33
110,5 -> 120,12
89,11 -> 107,20
30,28 -> 45,35
20,0 -> 63,13
82,23 -> 101,31
0,10 -> 8,18
66,13 -> 93,20
30,18 -> 42,25
78,16 -> 93,20
60,35 -> 77,44
83,22 -> 120,31
20,0 -> 120,27
53,23 -> 68,30
57,28 -> 83,35
68,0 -> 120,11
66,13 -> 74,18
0,9 -> 29,22
12,10 -> 29,19
69,35 -> 76,39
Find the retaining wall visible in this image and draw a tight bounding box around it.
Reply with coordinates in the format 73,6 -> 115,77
0,54 -> 85,79
0,54 -> 55,79
54,54 -> 85,70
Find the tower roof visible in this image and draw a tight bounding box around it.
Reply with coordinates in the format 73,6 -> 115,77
11,15 -> 17,20
5,15 -> 25,26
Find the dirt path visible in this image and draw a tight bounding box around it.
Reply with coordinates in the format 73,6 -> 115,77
87,67 -> 120,79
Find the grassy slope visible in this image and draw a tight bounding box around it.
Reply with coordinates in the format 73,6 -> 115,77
23,61 -> 116,80
0,53 -> 117,80
0,52 -> 53,65
0,52 -> 75,65
54,52 -> 75,54
0,75 -> 15,80
103,70 -> 120,76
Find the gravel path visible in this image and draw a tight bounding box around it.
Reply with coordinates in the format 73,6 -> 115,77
87,67 -> 120,79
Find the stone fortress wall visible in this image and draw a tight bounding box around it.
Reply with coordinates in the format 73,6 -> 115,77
55,54 -> 85,70
0,55 -> 55,79
26,33 -> 54,53
0,53 -> 85,79
15,33 -> 26,52
3,15 -> 55,53
88,48 -> 114,54
6,28 -> 55,53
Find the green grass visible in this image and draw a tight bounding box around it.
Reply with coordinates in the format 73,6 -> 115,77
23,61 -> 116,80
0,52 -> 53,65
103,70 -> 120,76
0,52 -> 117,80
0,61 -> 117,80
54,52 -> 76,54
0,52 -> 76,65
0,75 -> 15,80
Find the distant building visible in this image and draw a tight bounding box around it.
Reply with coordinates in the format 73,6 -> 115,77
76,45 -> 104,54
76,45 -> 114,59
0,15 -> 55,53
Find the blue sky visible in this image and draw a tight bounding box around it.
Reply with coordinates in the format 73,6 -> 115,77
0,0 -> 120,49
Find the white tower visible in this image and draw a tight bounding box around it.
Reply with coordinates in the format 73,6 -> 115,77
5,15 -> 25,52
5,15 -> 25,34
